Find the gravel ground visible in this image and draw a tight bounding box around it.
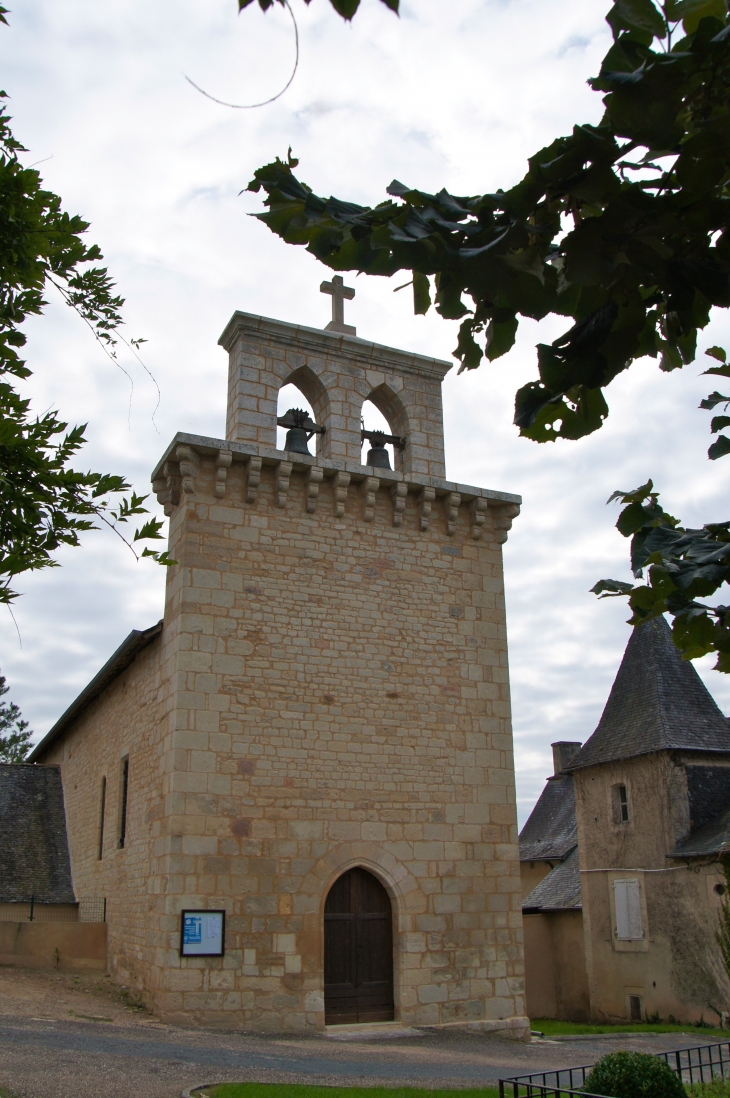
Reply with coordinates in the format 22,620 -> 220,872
0,967 -> 719,1098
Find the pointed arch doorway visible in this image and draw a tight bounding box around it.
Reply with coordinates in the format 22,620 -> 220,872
324,866 -> 394,1024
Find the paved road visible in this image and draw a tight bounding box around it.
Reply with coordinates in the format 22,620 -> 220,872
0,1013 -> 720,1098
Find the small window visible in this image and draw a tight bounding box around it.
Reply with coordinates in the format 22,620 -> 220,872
97,776 -> 106,861
613,783 -> 630,824
118,757 -> 129,849
614,878 -> 644,940
629,994 -> 643,1022
716,883 -> 727,897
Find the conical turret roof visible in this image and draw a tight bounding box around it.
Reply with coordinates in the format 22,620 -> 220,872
567,615 -> 730,770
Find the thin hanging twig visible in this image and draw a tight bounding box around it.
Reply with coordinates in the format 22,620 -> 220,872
184,0 -> 299,109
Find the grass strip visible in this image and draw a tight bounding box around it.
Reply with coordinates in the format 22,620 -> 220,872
195,1085 -> 502,1098
532,1019 -> 729,1038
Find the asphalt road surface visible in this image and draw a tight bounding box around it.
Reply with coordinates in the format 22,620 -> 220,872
0,969 -> 720,1098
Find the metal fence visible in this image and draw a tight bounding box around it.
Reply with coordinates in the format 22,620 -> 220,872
0,897 -> 106,923
499,1040 -> 730,1098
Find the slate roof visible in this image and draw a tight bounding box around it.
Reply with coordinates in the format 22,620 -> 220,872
523,846 -> 582,912
0,764 -> 75,903
672,802 -> 730,858
519,773 -> 577,862
29,621 -> 163,762
567,616 -> 730,771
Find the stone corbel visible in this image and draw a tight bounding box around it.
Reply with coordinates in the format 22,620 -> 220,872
490,502 -> 521,544
245,456 -> 262,505
391,483 -> 408,527
332,471 -> 350,519
443,492 -> 461,536
470,497 -> 488,540
176,444 -> 199,496
275,461 -> 293,508
215,450 -> 233,499
418,487 -> 436,532
362,477 -> 379,522
152,460 -> 180,517
305,466 -> 324,514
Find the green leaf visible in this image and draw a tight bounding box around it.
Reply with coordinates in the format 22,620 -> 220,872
706,346 -> 728,363
617,501 -> 653,536
484,314 -> 518,361
700,391 -> 730,409
659,341 -> 683,372
615,0 -> 666,36
709,434 -> 730,460
454,319 -> 483,372
711,415 -> 730,433
670,0 -> 728,32
412,272 -> 431,315
591,578 -> 636,596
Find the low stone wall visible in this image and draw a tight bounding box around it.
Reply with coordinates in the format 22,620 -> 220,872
0,921 -> 107,971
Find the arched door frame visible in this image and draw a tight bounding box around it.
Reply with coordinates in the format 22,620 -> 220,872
323,865 -> 395,1024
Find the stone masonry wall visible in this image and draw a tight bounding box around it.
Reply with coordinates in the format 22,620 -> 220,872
150,443 -> 527,1034
40,642 -> 165,992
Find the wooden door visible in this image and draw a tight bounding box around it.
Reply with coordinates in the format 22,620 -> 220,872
324,867 -> 394,1024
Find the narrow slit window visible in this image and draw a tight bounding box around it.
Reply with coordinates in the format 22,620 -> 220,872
118,758 -> 129,849
97,776 -> 106,860
613,783 -> 630,824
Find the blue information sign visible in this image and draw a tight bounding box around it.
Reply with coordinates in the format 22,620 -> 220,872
180,910 -> 225,956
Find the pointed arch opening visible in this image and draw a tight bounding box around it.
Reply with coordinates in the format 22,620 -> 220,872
276,365 -> 330,457
360,383 -> 410,472
324,866 -> 394,1024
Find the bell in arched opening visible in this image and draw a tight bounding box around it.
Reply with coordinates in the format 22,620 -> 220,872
276,407 -> 325,457
365,432 -> 391,470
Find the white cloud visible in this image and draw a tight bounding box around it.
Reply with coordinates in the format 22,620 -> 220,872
2,0 -> 728,826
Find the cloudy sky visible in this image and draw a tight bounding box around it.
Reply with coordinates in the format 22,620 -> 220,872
3,0 -> 730,824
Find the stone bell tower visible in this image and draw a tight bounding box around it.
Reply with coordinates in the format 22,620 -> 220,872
149,290 -> 525,1035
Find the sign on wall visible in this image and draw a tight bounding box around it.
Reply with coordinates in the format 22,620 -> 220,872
180,910 -> 225,957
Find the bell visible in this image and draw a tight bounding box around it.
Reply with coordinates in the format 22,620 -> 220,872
366,434 -> 391,470
284,426 -> 312,456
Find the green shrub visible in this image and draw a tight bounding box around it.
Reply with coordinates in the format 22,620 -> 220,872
585,1052 -> 687,1098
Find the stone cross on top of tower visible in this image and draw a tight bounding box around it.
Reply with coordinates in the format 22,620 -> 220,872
320,275 -> 356,337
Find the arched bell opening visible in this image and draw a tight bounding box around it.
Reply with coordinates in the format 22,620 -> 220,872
276,366 -> 329,458
360,384 -> 410,472
360,399 -> 395,470
324,865 -> 395,1025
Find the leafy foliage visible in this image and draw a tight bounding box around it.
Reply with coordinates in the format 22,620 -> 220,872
247,0 -> 730,671
0,671 -> 31,762
584,1051 -> 687,1098
238,0 -> 398,18
248,2 -> 730,445
592,480 -> 730,670
0,11 -> 173,604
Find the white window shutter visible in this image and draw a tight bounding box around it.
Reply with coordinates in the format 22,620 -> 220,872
614,878 -> 644,940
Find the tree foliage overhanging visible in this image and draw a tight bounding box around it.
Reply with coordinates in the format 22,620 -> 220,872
0,670 -> 31,762
244,0 -> 730,671
0,7 -> 173,605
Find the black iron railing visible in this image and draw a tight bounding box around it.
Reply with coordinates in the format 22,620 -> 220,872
499,1040 -> 730,1098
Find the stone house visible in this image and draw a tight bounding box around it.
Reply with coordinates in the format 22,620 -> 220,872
519,616 -> 730,1025
29,305 -> 527,1035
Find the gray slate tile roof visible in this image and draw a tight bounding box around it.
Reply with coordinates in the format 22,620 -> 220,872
567,616 -> 730,771
523,846 -> 582,912
0,764 -> 75,903
519,773 -> 577,862
672,802 -> 730,858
